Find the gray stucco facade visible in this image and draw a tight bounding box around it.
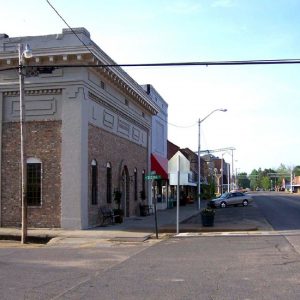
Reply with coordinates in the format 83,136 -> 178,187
0,28 -> 159,229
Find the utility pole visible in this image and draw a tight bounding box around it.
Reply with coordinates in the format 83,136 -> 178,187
18,44 -> 33,244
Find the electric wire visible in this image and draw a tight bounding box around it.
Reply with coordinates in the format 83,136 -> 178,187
2,58 -> 300,74
0,1 -> 299,130
46,0 -> 95,58
44,0 -> 300,69
155,113 -> 197,128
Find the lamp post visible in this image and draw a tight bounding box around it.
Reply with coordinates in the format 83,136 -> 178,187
18,43 -> 32,244
198,108 -> 227,210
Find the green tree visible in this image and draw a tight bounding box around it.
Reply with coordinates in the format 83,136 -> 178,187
293,166 -> 300,176
237,172 -> 250,189
249,169 -> 259,190
261,176 -> 271,191
276,163 -> 291,189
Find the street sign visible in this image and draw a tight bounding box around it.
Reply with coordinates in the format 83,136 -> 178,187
145,174 -> 161,180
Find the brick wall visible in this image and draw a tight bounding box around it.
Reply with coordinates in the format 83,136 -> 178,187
1,121 -> 61,228
88,124 -> 148,227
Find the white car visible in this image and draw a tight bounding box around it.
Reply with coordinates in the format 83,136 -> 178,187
208,192 -> 253,208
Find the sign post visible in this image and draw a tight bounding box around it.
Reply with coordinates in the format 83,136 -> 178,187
153,184 -> 158,239
145,173 -> 160,239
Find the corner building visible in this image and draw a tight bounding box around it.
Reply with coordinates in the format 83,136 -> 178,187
0,28 -> 158,229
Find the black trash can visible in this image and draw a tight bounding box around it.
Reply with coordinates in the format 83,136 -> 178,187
140,205 -> 147,217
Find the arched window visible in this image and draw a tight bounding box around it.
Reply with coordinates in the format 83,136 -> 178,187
27,157 -> 42,206
91,159 -> 98,205
134,168 -> 138,201
106,162 -> 112,204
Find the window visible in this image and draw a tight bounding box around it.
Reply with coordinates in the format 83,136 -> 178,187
100,80 -> 105,89
134,168 -> 138,201
125,99 -> 129,106
91,159 -> 98,205
106,162 -> 112,204
27,158 -> 42,206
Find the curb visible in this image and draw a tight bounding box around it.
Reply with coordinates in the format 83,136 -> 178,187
157,225 -> 258,233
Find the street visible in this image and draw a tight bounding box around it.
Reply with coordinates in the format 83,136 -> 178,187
253,192 -> 300,230
1,192 -> 300,299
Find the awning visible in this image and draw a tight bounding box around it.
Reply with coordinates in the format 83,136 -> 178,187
151,153 -> 168,180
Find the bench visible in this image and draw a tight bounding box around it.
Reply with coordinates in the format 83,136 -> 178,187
99,206 -> 118,226
139,204 -> 154,216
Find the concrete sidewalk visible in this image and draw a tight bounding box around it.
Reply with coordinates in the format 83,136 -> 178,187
0,203 -> 199,242
0,200 -> 272,243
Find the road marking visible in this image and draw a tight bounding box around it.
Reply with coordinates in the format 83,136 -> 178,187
175,230 -> 300,237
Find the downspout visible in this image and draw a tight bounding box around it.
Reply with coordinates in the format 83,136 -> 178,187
0,92 -> 2,226
147,127 -> 152,206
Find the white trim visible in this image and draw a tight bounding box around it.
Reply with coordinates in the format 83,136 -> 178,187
27,157 -> 42,164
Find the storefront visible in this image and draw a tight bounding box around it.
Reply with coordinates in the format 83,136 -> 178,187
151,153 -> 169,210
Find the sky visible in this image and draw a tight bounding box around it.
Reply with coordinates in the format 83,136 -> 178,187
1,0 -> 300,174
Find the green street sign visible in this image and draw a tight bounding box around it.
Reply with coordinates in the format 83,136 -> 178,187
145,174 -> 161,180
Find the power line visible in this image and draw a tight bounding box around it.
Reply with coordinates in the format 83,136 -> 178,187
46,0 -> 95,58
156,114 -> 197,128
1,58 -> 300,74
2,58 -> 300,73
43,0 -> 300,72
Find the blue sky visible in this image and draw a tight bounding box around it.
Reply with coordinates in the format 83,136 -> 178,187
1,0 -> 300,173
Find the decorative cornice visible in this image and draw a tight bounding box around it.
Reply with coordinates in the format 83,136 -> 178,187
0,51 -> 159,115
88,91 -> 150,131
3,89 -> 62,96
93,65 -> 158,115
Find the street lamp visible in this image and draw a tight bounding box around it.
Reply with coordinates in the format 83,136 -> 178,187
198,108 -> 227,210
19,43 -> 33,244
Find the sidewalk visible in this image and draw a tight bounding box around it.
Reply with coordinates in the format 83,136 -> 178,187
0,200 -> 272,243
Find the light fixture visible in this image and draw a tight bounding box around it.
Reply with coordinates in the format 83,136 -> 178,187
23,44 -> 33,59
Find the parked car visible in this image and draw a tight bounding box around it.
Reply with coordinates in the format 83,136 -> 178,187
208,192 -> 253,208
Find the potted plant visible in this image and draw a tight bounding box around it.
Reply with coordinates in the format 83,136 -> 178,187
113,190 -> 123,223
140,190 -> 146,203
139,190 -> 147,216
201,208 -> 215,227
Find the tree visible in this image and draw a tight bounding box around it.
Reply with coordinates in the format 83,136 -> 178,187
293,166 -> 300,176
249,169 -> 259,190
237,172 -> 250,189
261,176 -> 271,191
276,164 -> 291,189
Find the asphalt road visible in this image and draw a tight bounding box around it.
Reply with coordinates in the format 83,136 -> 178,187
2,234 -> 300,300
38,235 -> 300,300
252,192 -> 300,230
0,239 -> 159,300
1,192 -> 300,299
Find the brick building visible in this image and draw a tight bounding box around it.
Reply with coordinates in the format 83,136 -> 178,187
0,28 -> 158,229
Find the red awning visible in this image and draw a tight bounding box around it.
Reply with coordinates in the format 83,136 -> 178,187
151,153 -> 168,180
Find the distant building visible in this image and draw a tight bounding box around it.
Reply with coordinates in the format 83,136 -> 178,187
293,176 -> 300,193
202,154 -> 230,194
0,28 -> 159,229
167,142 -> 200,205
142,84 -> 168,209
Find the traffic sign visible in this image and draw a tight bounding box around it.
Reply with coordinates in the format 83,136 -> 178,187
145,174 -> 161,180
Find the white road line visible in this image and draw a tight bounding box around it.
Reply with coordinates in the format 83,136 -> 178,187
175,230 -> 300,237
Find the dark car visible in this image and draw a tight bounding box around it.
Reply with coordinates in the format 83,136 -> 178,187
208,192 -> 253,208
